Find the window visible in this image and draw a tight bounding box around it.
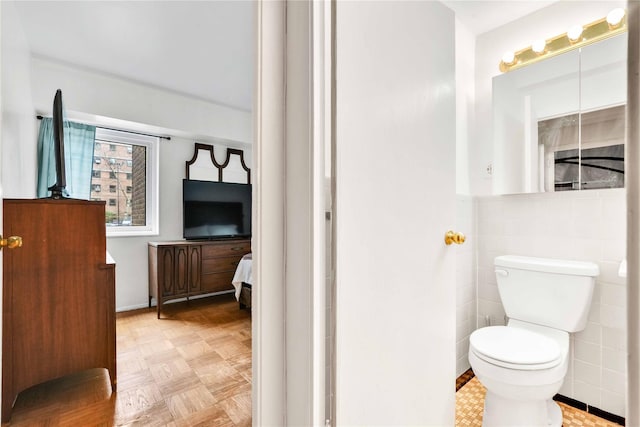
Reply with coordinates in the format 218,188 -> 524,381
90,128 -> 158,236
92,170 -> 101,178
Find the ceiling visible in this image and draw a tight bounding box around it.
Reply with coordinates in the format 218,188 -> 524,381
13,1 -> 255,112
12,1 -> 557,114
441,1 -> 557,35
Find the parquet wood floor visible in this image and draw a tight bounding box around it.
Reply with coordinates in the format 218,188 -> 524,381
1,293 -> 251,427
456,377 -> 622,426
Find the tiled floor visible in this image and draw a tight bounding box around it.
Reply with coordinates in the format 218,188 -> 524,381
456,377 -> 622,426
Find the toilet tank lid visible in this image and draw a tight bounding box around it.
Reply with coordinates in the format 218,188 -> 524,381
495,255 -> 599,277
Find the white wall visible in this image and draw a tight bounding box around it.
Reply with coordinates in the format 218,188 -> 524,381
1,1 -> 36,199
476,189 -> 627,416
454,16 -> 477,377
25,59 -> 252,311
455,195 -> 476,377
455,18 -> 475,196
30,58 -> 252,145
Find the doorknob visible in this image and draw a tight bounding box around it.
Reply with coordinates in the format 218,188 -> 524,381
444,230 -> 465,245
0,235 -> 22,250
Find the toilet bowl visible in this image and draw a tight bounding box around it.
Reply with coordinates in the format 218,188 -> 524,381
469,320 -> 569,426
469,255 -> 598,427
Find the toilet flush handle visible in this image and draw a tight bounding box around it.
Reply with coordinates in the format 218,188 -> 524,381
495,269 -> 509,277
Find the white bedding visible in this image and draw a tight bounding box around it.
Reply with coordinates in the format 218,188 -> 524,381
232,254 -> 253,300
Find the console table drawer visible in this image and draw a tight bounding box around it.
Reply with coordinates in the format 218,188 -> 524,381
202,256 -> 242,274
201,271 -> 235,292
201,242 -> 250,258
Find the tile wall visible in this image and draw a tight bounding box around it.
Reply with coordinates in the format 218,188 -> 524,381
474,188 -> 626,417
456,195 -> 476,377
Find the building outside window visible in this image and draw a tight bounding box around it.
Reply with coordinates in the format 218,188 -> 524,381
90,128 -> 158,234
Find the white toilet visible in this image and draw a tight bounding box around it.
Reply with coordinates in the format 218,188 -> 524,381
468,255 -> 599,427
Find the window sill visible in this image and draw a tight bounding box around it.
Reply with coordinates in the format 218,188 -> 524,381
106,228 -> 159,238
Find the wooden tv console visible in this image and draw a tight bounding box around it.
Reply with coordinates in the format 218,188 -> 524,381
148,238 -> 250,318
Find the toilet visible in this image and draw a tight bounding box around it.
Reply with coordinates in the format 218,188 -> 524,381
468,255 -> 599,427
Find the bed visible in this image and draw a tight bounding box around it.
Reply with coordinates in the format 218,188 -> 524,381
232,253 -> 253,309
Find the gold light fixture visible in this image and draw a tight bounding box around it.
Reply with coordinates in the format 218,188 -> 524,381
499,8 -> 627,73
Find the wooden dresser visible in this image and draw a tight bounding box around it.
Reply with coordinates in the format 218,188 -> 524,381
2,199 -> 116,422
148,238 -> 250,318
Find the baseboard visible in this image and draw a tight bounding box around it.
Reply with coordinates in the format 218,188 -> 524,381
553,394 -> 625,426
118,290 -> 237,313
116,303 -> 150,312
455,370 -> 625,426
455,368 -> 475,391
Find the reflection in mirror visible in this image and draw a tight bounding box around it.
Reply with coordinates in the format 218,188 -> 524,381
492,33 -> 626,195
539,106 -> 625,191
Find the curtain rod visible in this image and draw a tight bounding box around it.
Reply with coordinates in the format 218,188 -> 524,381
36,115 -> 171,141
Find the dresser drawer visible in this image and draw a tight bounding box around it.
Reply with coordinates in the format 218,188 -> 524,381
201,241 -> 250,258
202,256 -> 243,274
201,271 -> 235,292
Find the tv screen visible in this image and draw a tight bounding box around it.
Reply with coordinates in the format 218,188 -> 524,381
183,179 -> 252,240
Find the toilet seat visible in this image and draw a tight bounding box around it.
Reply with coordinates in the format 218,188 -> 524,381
470,326 -> 562,370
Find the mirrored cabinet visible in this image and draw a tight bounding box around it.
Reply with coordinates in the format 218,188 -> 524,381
493,33 -> 627,195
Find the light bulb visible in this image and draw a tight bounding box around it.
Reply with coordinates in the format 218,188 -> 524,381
567,25 -> 583,42
606,8 -> 625,27
502,51 -> 515,65
531,39 -> 546,54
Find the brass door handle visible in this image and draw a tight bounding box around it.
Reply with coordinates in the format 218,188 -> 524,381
0,235 -> 22,250
444,230 -> 465,245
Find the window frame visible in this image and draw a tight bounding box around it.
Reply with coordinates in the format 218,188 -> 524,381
93,128 -> 159,237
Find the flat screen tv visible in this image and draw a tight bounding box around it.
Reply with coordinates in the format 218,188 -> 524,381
183,179 -> 252,240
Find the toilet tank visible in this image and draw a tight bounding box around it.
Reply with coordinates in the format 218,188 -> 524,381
494,255 -> 599,332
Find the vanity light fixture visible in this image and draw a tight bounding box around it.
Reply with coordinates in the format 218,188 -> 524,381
499,8 -> 627,72
607,8 -> 625,28
502,51 -> 516,65
531,39 -> 546,54
567,25 -> 583,42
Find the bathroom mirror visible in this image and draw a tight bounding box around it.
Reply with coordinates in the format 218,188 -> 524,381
493,33 -> 626,195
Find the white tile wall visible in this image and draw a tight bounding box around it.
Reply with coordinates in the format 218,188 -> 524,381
456,195 -> 476,377
473,188 -> 627,417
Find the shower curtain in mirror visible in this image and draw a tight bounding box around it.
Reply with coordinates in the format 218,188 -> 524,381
37,118 -> 96,199
538,105 -> 625,192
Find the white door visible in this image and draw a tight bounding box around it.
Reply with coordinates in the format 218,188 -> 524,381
334,1 -> 457,425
